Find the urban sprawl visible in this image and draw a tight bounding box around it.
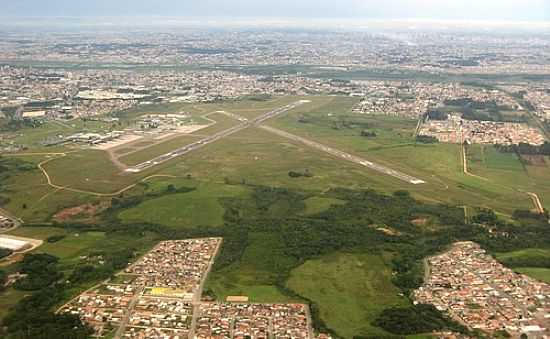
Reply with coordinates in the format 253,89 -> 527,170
416,242 -> 550,338
59,238 -> 316,339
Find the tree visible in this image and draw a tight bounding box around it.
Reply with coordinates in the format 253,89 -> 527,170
360,130 -> 377,137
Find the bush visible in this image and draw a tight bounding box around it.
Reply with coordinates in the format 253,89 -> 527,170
46,235 -> 66,243
360,130 -> 377,137
416,135 -> 438,144
288,170 -> 313,178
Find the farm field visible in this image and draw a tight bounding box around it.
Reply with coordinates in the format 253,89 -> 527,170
286,252 -> 409,338
467,145 -> 550,211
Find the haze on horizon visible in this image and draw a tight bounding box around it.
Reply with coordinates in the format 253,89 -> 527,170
2,0 -> 550,23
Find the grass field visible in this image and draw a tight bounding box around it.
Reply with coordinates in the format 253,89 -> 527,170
302,196 -> 346,215
206,232 -> 301,303
0,288 -> 28,319
495,248 -> 550,283
4,96 -> 541,216
5,120 -> 114,148
467,145 -> 550,211
286,252 -> 408,338
267,96 -> 534,214
118,182 -> 248,229
5,228 -> 160,285
0,155 -> 100,222
115,96 -> 298,121
495,248 -> 550,264
41,150 -> 137,193
514,268 -> 550,283
118,135 -> 202,166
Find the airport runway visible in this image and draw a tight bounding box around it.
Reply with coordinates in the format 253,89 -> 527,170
126,100 -> 309,173
125,99 -> 425,185
259,125 -> 426,185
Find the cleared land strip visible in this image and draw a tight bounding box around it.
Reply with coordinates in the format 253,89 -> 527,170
259,125 -> 426,185
125,101 -> 309,173
527,192 -> 545,215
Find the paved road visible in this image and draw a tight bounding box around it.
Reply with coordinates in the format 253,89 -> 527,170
114,286 -> 144,339
126,101 -> 309,173
189,238 -> 223,339
260,125 -> 426,185
0,207 -> 22,233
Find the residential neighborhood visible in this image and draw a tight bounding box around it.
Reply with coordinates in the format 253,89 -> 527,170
59,238 -> 316,339
415,242 -> 550,338
419,114 -> 546,146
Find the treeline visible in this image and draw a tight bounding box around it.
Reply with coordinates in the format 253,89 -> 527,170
108,184 -> 195,212
416,135 -> 438,144
0,119 -> 44,132
444,98 -> 499,110
424,110 -> 448,121
2,287 -> 92,338
443,98 -> 522,122
372,304 -> 470,336
495,142 -> 550,156
471,208 -> 550,253
67,248 -> 134,285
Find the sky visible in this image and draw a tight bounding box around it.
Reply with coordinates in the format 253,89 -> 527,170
1,0 -> 549,22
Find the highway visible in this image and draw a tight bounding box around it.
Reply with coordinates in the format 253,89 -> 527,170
259,125 -> 426,185
125,100 -> 309,173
